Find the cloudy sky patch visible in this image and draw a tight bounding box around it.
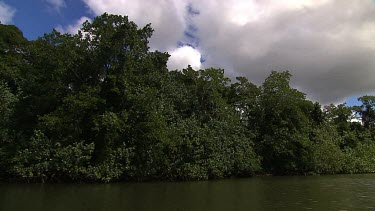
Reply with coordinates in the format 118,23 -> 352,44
0,1 -> 16,24
43,0 -> 66,12
56,16 -> 91,34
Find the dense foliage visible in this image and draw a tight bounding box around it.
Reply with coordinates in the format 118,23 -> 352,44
1,14 -> 375,183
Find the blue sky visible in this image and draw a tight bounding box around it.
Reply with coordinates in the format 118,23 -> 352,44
2,0 -> 92,39
1,0 -> 374,106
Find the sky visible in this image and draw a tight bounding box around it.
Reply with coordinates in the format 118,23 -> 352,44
1,0 -> 375,106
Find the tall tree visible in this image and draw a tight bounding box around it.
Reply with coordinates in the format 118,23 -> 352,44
353,96 -> 375,128
0,24 -> 27,91
228,76 -> 261,130
257,71 -> 312,174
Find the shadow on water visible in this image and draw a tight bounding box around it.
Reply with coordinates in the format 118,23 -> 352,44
1,174 -> 375,211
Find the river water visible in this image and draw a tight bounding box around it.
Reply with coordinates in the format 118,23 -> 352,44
1,174 -> 375,210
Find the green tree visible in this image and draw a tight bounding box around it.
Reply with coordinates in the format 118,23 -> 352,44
324,104 -> 352,134
0,81 -> 18,178
257,71 -> 312,174
309,125 -> 344,174
0,24 -> 27,91
228,76 -> 261,130
353,96 -> 375,128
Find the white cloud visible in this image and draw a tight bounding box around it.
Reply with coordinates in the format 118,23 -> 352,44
0,2 -> 16,24
43,0 -> 66,11
82,0 -> 188,51
167,45 -> 202,70
56,16 -> 91,34
82,0 -> 375,104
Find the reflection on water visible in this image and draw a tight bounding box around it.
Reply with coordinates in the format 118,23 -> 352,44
0,174 -> 375,211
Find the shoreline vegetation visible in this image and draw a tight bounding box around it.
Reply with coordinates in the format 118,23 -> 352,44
1,13 -> 375,183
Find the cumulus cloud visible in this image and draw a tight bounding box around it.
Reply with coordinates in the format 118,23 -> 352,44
43,0 -> 66,11
82,0 -> 188,51
167,45 -> 202,70
0,1 -> 16,24
56,16 -> 91,34
82,0 -> 375,104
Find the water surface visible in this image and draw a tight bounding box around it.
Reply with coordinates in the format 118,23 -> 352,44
1,174 -> 375,210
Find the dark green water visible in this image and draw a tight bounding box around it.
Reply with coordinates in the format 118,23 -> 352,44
1,174 -> 375,211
